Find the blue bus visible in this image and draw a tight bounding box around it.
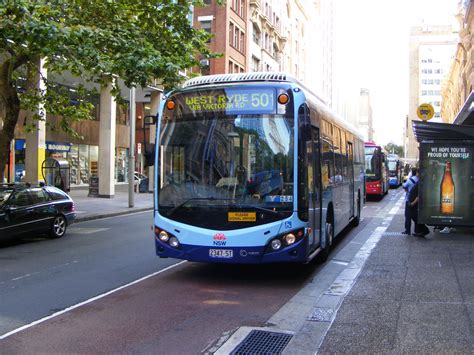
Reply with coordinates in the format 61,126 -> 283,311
387,154 -> 402,187
153,73 -> 365,264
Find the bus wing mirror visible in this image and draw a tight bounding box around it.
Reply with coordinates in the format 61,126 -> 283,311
144,115 -> 157,126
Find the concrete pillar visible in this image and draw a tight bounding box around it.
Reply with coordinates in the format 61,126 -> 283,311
98,83 -> 116,197
148,91 -> 162,192
25,58 -> 47,184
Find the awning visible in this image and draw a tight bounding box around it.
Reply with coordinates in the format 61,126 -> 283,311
412,120 -> 474,143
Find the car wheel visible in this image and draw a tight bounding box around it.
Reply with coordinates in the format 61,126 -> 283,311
50,215 -> 67,238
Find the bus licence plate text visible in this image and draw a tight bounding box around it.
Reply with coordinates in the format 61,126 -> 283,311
209,249 -> 233,258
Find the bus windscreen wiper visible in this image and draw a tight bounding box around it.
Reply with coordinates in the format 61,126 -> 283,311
167,197 -> 235,216
229,204 -> 284,216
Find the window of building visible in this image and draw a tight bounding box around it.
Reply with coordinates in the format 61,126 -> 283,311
239,31 -> 245,53
229,23 -> 234,46
253,24 -> 260,45
229,61 -> 234,73
251,56 -> 260,72
200,20 -> 212,43
231,0 -> 245,18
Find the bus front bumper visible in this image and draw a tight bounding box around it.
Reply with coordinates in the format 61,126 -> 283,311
155,239 -> 308,264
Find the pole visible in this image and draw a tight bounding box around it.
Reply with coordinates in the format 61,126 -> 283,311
128,87 -> 136,207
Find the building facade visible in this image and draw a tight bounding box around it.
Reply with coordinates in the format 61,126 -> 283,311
6,69 -> 160,197
193,0 -> 248,74
358,88 -> 374,142
248,0 -> 285,73
406,25 -> 458,160
442,0 -> 474,123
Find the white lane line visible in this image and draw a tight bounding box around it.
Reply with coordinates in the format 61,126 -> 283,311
12,273 -> 39,281
0,260 -> 187,340
8,262 -> 79,283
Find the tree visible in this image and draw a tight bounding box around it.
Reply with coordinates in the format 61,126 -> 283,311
384,142 -> 404,157
0,0 -> 215,181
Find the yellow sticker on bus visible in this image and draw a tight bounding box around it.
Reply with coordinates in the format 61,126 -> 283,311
228,212 -> 257,222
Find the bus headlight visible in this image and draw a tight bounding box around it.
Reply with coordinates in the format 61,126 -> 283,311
169,237 -> 180,248
159,231 -> 169,242
284,233 -> 296,245
271,239 -> 282,250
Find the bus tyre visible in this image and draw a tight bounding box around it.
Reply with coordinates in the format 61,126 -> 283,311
50,215 -> 67,239
320,221 -> 333,262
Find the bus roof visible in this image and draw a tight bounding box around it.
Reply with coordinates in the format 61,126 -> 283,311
179,72 -> 363,142
364,141 -> 381,147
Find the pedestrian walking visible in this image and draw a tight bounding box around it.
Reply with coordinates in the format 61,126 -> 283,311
402,168 -> 418,235
407,180 -> 430,237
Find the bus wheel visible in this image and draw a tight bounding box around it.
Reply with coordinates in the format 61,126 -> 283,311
319,220 -> 333,262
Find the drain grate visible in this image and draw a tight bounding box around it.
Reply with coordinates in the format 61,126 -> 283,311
230,330 -> 293,355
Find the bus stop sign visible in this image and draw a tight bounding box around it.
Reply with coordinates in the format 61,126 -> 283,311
417,103 -> 435,121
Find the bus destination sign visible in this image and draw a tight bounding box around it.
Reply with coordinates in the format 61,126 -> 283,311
180,88 -> 276,115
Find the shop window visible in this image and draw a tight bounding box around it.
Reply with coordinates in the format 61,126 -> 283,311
116,148 -> 129,183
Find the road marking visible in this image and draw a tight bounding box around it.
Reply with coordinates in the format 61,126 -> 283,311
68,227 -> 110,234
0,260 -> 187,340
12,272 -> 39,281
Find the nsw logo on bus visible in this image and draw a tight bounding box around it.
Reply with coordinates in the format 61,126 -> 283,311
213,233 -> 227,246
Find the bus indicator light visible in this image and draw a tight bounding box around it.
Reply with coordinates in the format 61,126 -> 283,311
166,100 -> 176,110
278,93 -> 289,105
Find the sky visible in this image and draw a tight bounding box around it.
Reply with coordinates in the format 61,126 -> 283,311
333,0 -> 460,146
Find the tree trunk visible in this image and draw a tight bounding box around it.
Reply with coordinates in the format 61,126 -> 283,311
0,60 -> 21,182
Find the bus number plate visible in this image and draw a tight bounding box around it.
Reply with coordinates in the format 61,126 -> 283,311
209,249 -> 233,258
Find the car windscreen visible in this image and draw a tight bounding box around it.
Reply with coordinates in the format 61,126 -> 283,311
0,189 -> 13,208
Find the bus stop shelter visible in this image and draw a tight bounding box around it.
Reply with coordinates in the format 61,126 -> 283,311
412,120 -> 474,227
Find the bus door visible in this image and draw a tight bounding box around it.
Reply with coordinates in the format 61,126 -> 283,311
347,142 -> 355,217
307,126 -> 322,251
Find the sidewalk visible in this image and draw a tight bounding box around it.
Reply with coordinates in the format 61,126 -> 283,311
317,214 -> 474,353
215,194 -> 474,354
68,185 -> 153,222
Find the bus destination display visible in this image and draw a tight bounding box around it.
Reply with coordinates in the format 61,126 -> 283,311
178,88 -> 276,115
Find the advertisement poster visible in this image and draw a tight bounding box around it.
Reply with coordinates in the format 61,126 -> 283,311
419,142 -> 474,226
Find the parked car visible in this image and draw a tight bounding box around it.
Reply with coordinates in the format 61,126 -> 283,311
0,184 -> 76,241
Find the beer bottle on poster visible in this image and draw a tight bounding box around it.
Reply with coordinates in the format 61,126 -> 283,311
440,161 -> 455,214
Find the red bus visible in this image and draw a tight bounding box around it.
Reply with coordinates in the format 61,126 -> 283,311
364,141 -> 389,197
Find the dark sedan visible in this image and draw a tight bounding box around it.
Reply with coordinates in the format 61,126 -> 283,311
0,184 -> 76,241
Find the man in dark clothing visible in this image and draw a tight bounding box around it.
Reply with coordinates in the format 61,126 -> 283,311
402,168 -> 418,235
407,180 -> 430,237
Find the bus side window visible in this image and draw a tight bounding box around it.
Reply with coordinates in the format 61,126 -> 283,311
322,139 -> 334,189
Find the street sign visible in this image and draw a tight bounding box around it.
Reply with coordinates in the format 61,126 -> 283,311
417,103 -> 435,121
137,143 -> 142,154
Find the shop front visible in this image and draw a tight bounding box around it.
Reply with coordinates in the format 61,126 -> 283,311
13,139 -> 129,186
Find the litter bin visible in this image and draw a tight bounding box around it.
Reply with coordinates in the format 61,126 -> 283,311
139,177 -> 149,193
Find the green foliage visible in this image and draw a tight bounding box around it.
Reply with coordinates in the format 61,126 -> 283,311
1,0 -> 214,88
384,142 -> 404,157
0,0 -> 219,179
